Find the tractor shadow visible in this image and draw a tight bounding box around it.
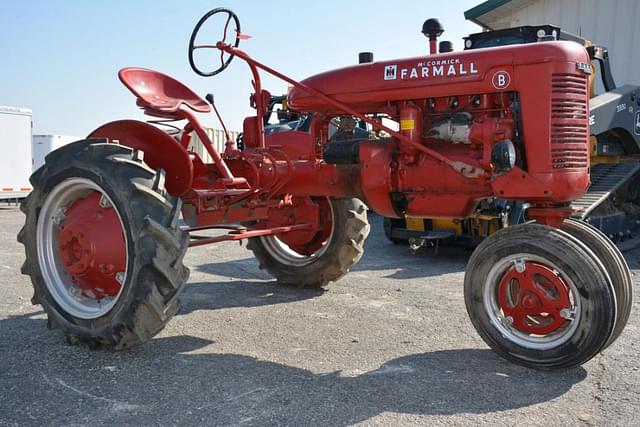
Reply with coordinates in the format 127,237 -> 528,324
352,242 -> 471,279
183,256 -> 324,315
188,213 -> 469,286
190,240 -> 470,287
0,312 -> 588,426
193,257 -> 273,282
188,213 -> 640,284
179,279 -> 324,316
357,213 -> 471,279
624,248 -> 640,269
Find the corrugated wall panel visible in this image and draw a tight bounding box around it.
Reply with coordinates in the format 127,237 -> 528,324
189,128 -> 241,163
481,0 -> 639,91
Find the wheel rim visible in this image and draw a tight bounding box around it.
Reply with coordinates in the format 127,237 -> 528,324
36,178 -> 128,319
259,198 -> 335,267
483,253 -> 581,350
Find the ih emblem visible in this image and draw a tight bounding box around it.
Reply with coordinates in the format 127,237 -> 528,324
384,65 -> 397,80
635,111 -> 640,135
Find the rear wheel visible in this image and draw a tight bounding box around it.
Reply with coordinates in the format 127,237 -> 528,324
464,223 -> 616,369
247,197 -> 369,287
18,141 -> 189,349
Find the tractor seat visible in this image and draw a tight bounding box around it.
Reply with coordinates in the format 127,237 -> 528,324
119,67 -> 211,114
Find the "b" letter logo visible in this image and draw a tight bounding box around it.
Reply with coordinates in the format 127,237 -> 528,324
492,71 -> 511,90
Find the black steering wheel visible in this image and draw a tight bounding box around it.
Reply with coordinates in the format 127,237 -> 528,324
188,8 -> 241,77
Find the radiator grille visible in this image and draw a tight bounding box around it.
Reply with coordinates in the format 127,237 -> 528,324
550,73 -> 589,169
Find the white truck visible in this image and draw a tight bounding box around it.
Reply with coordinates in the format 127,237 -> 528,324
32,135 -> 81,171
0,106 -> 33,200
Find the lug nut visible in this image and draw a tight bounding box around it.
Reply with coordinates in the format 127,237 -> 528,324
115,272 -> 125,285
99,194 -> 112,209
559,308 -> 576,320
513,259 -> 526,273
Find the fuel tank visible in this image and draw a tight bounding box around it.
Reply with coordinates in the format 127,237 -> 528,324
287,41 -> 590,112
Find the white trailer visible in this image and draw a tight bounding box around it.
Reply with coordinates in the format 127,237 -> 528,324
32,135 -> 81,171
0,106 -> 33,200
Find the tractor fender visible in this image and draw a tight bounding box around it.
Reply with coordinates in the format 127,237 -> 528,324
88,120 -> 193,196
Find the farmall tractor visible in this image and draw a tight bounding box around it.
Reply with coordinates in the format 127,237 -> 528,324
19,8 -> 632,370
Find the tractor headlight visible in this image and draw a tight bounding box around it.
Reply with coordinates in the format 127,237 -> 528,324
491,140 -> 516,173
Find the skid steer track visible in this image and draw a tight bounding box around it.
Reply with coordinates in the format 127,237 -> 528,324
571,162 -> 640,219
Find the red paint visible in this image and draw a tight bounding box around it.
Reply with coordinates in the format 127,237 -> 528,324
119,68 -> 211,115
259,197 -> 331,255
429,39 -> 437,55
58,192 -> 126,299
224,44 -> 470,174
287,42 -> 585,110
497,261 -> 572,335
88,120 -> 194,197
287,41 -> 590,207
115,68 -> 244,188
188,223 -> 314,247
526,206 -> 576,228
399,103 -> 422,158
100,34 -> 593,243
358,142 -> 399,218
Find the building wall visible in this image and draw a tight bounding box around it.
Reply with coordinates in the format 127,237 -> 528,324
480,0 -> 639,90
189,128 -> 241,163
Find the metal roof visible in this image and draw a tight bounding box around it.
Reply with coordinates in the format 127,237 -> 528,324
464,0 -> 533,29
0,106 -> 32,116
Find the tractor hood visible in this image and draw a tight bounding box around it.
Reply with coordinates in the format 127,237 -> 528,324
287,41 -> 589,112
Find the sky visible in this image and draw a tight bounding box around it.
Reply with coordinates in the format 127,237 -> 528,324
0,1 -> 481,136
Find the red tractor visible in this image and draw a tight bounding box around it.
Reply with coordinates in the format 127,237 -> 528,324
19,8 -> 631,370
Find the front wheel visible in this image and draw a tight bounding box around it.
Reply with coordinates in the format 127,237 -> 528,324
560,218 -> 632,349
18,141 -> 189,349
464,223 -> 617,370
247,197 -> 370,287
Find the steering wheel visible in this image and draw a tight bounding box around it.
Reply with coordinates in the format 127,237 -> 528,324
188,8 -> 241,77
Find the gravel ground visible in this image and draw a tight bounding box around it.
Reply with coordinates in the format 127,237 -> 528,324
1,205 -> 638,426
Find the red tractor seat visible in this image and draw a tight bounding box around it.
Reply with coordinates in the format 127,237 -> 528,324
118,67 -> 211,114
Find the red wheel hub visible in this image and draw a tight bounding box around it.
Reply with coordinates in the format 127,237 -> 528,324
268,197 -> 332,255
58,191 -> 126,300
497,261 -> 572,335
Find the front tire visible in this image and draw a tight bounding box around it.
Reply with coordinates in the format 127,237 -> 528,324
247,197 -> 370,287
464,223 -> 616,369
560,218 -> 632,349
18,141 -> 189,349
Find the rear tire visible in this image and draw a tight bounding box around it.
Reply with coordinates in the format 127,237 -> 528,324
464,223 -> 616,370
383,217 -> 405,245
247,197 -> 369,287
18,140 -> 189,349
